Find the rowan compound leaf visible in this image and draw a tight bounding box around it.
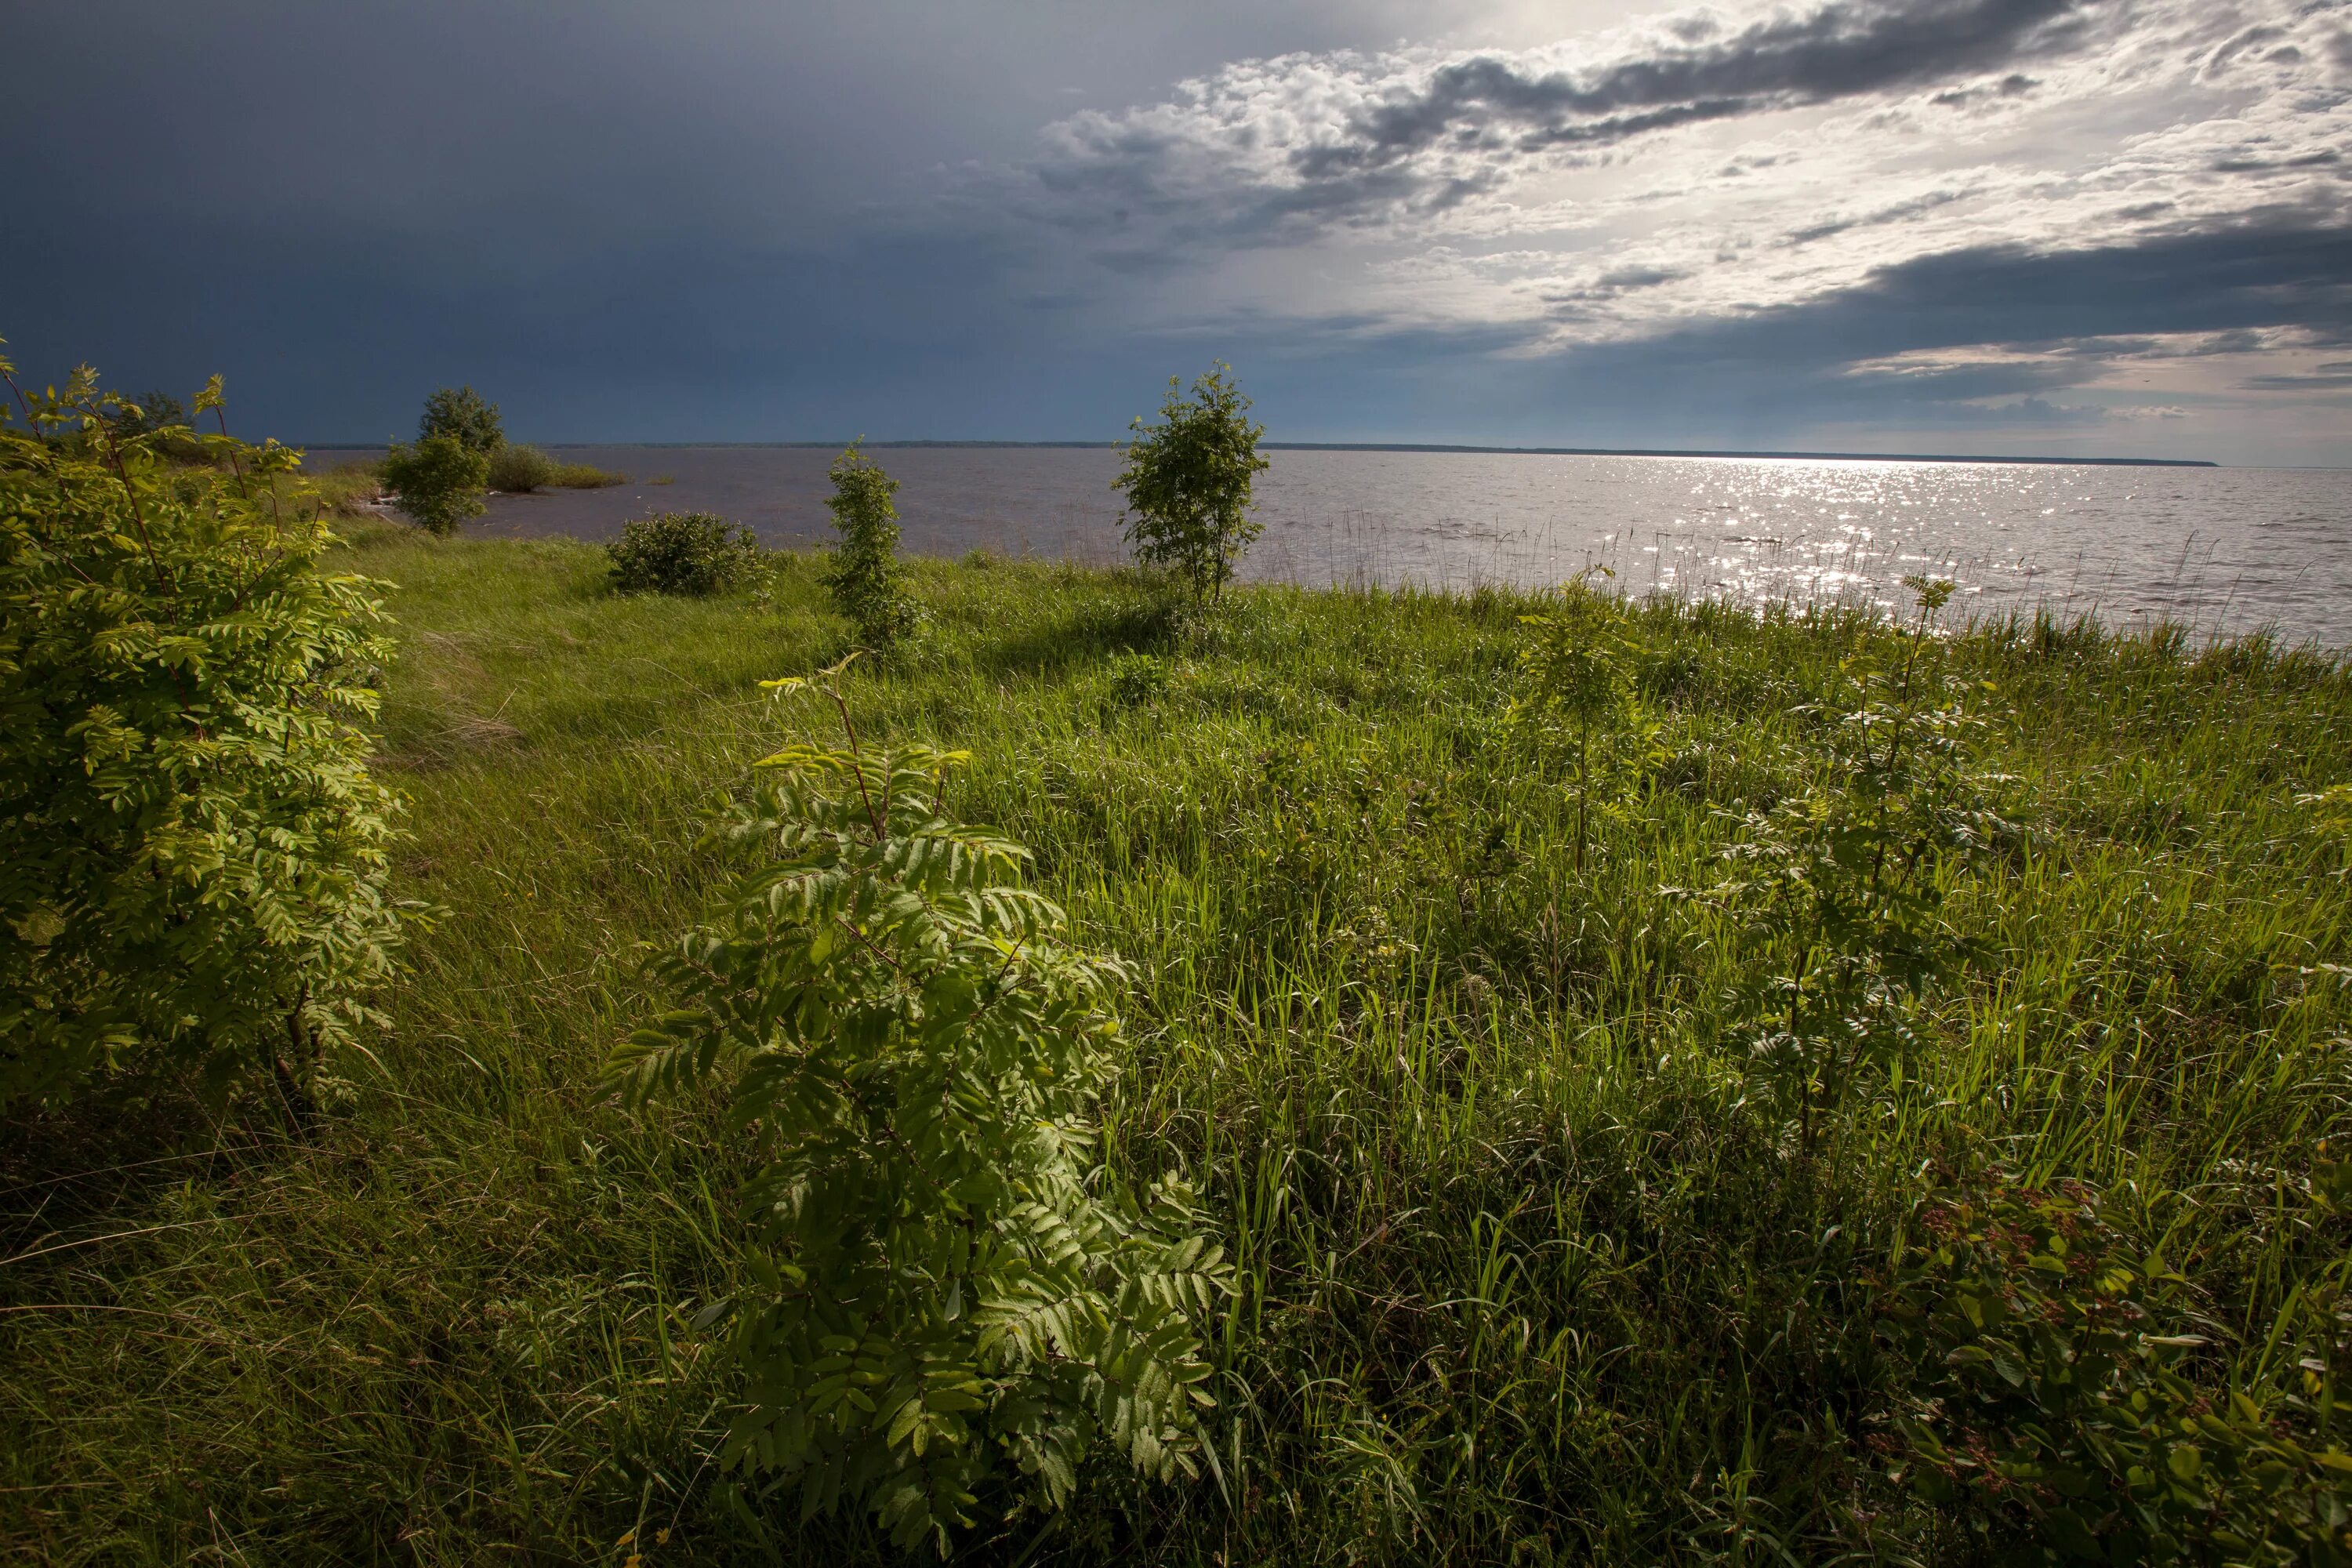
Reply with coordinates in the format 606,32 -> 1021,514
608,728 -> 1221,1546
0,364 -> 404,1110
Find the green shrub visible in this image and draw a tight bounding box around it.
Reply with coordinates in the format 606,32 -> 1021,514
821,442 -> 918,647
1114,362 -> 1270,604
0,357 -> 405,1112
417,386 -> 503,453
1715,577 -> 2001,1149
608,666 -> 1228,1554
1105,650 -> 1173,708
605,510 -> 758,595
1512,569 -> 1639,872
103,389 -> 207,463
545,460 -> 626,488
1883,1167 -> 2352,1563
483,444 -> 628,492
111,388 -> 187,436
381,434 -> 489,536
485,441 -> 556,493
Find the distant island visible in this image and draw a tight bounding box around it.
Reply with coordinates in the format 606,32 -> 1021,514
295,440 -> 2215,469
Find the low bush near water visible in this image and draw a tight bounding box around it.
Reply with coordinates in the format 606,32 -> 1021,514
822,442 -> 920,647
1116,362 -> 1269,604
1710,576 -> 2007,1152
606,509 -> 760,594
546,459 -> 626,488
486,441 -> 556,493
104,390 -> 206,463
0,357 -> 405,1112
491,444 -> 629,492
382,433 -> 488,535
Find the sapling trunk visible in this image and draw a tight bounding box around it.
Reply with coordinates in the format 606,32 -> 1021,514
1574,720 -> 1590,873
271,999 -> 319,1132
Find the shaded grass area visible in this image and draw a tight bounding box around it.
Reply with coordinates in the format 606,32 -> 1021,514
4,522 -> 2349,1563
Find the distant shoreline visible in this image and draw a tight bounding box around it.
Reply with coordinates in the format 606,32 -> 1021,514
295,439 -> 2220,469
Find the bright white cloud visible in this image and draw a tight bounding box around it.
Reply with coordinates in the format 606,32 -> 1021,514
999,0 -> 2352,416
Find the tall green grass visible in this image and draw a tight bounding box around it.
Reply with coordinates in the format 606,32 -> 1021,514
3,523 -> 2347,1563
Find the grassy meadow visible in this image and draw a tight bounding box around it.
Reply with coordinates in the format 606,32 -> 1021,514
4,516 -> 2350,1564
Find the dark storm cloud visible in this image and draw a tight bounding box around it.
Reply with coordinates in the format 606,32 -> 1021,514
1483,218 -> 2352,441
2241,360 -> 2352,389
1930,71 -> 2039,105
0,199 -> 1070,444
1316,0 -> 2086,174
1808,220 -> 2352,352
1046,215 -> 2352,439
1596,265 -> 1688,290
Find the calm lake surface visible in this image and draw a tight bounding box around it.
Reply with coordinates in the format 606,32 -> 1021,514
314,445 -> 2352,646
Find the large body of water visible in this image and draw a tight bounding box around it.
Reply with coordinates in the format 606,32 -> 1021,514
315,445 -> 2352,645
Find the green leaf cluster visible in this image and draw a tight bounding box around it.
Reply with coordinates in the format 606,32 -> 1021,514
0,354 -> 406,1112
1114,364 -> 1269,605
1885,1167 -> 2352,1563
416,385 -> 503,454
606,510 -> 760,596
380,434 -> 490,537
1512,569 -> 1641,872
1104,650 -> 1174,710
609,669 -> 1228,1555
105,389 -> 205,462
821,443 -> 920,648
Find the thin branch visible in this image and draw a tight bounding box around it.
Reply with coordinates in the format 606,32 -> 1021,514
0,365 -> 36,426
829,688 -> 886,841
835,915 -> 906,977
214,405 -> 252,499
90,398 -> 172,593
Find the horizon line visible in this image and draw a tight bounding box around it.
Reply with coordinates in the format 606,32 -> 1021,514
292,437 -> 2220,469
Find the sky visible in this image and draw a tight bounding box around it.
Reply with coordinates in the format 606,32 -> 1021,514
5,0 -> 2350,464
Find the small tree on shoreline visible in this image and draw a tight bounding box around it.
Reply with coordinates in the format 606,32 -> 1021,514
381,434 -> 489,536
1512,568 -> 1637,874
1115,363 -> 1269,605
418,386 -> 503,454
822,441 -> 918,647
